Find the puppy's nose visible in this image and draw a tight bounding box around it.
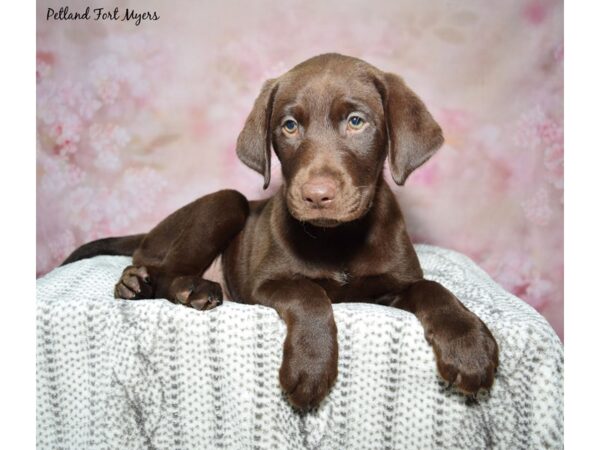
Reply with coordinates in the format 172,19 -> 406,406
301,177 -> 337,208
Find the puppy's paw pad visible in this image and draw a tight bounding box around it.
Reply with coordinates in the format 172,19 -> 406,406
279,331 -> 338,410
284,373 -> 336,411
431,322 -> 499,395
114,265 -> 152,300
189,295 -> 222,311
169,277 -> 223,310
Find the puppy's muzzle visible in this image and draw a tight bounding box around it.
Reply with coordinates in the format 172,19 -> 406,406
301,176 -> 337,209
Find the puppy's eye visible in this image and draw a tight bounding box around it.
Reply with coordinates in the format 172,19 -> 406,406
347,114 -> 366,131
282,119 -> 298,134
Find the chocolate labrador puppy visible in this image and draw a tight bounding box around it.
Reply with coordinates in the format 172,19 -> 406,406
63,53 -> 498,410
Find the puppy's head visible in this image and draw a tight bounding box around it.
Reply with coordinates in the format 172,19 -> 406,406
237,53 -> 443,227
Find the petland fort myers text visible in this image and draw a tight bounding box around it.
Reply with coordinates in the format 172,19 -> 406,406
46,6 -> 159,26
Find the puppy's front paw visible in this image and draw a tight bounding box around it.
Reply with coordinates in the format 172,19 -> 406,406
279,321 -> 338,410
426,313 -> 499,395
114,265 -> 152,300
168,276 -> 223,311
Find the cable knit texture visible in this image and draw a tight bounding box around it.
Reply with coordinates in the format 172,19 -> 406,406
36,245 -> 563,449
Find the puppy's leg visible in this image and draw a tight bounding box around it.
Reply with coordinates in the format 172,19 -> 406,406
114,189 -> 248,310
254,279 -> 338,410
388,279 -> 499,395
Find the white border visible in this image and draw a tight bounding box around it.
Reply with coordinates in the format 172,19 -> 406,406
0,1 -> 36,448
564,1 -> 600,448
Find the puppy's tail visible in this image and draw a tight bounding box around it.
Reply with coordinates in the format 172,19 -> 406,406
61,234 -> 146,266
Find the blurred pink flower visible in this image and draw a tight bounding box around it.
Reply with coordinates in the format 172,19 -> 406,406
439,108 -> 472,134
89,123 -> 131,172
553,42 -> 564,62
47,229 -> 76,263
525,277 -> 554,309
522,186 -> 553,226
523,1 -> 547,25
544,143 -> 564,190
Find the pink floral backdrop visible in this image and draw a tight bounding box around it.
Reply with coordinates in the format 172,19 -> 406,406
36,0 -> 564,338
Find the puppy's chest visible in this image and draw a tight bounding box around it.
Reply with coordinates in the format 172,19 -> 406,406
291,244 -> 399,300
306,265 -> 387,302
330,269 -> 352,286
314,274 -> 379,303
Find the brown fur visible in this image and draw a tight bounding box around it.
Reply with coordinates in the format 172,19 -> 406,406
63,54 -> 498,410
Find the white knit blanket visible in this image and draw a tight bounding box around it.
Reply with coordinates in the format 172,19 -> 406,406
36,245 -> 563,449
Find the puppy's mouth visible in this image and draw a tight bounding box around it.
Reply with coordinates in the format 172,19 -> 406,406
286,190 -> 374,227
303,217 -> 345,228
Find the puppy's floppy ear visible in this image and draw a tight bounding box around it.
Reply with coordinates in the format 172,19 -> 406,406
236,79 -> 278,189
376,73 -> 444,185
